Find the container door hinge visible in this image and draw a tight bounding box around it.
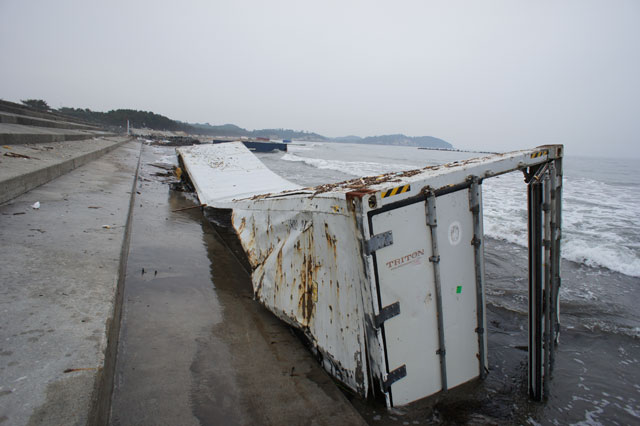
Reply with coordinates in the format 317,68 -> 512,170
374,302 -> 400,328
429,255 -> 440,263
383,364 -> 407,391
365,230 -> 393,255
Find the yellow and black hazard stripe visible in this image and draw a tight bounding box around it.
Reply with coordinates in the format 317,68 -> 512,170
531,149 -> 549,159
381,184 -> 411,199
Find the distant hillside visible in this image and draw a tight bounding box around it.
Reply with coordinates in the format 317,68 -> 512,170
357,134 -> 452,149
190,123 -> 327,141
333,135 -> 363,143
189,122 -> 246,136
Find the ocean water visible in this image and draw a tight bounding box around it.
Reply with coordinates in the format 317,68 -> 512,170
257,142 -> 640,425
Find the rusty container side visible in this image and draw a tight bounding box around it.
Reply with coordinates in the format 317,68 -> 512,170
230,195 -> 371,395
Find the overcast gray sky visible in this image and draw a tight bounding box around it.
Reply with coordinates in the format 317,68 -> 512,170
1,0 -> 638,157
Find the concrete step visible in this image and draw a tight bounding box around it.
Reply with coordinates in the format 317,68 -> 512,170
0,111 -> 101,131
0,123 -> 117,145
0,136 -> 131,204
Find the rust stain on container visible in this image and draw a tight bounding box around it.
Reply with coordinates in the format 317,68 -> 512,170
296,226 -> 317,328
237,216 -> 246,233
276,245 -> 284,290
324,223 -> 338,261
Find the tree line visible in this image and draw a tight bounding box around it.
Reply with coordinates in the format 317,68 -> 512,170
21,99 -> 323,139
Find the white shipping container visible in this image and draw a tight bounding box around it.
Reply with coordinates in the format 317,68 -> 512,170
177,142 -> 563,406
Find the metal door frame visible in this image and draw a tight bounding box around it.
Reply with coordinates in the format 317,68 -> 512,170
364,157 -> 562,404
367,181 -> 483,405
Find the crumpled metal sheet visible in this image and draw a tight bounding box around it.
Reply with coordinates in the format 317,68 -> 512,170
231,196 -> 369,395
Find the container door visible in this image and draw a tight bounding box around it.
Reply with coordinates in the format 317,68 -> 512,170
435,190 -> 481,389
370,189 -> 480,406
371,201 -> 440,406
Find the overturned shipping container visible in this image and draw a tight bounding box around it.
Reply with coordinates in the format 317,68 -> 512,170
177,142 -> 563,407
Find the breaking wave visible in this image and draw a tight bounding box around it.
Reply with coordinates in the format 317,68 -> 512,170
280,152 -> 414,177
483,173 -> 640,278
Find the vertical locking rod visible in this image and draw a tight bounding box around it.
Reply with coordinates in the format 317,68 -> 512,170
552,159 -> 563,348
426,193 -> 448,392
543,172 -> 552,399
468,177 -> 487,379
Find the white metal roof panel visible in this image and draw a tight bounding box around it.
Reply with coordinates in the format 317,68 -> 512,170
177,142 -> 302,207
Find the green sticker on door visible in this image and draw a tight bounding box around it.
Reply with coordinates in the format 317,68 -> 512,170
456,285 -> 462,294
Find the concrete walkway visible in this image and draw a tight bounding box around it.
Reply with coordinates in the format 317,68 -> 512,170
110,144 -> 367,426
0,124 -> 114,145
0,141 -> 142,426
